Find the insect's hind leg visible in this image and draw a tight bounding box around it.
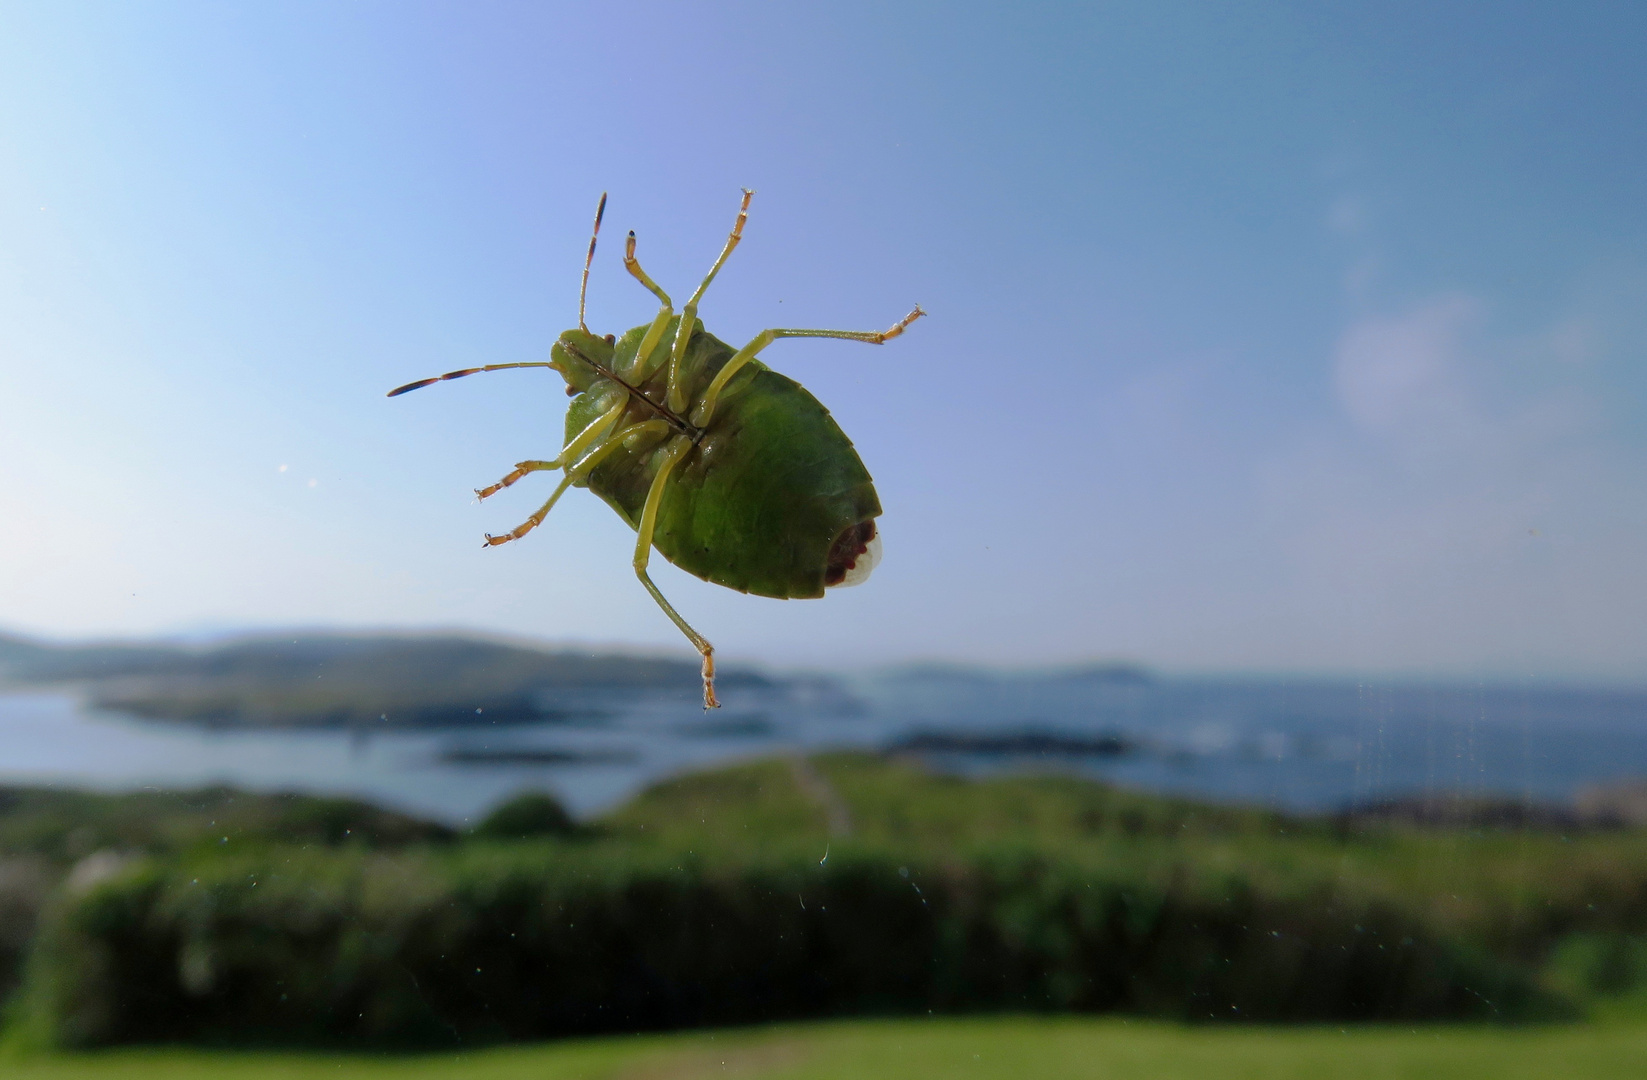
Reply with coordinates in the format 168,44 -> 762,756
632,437 -> 719,708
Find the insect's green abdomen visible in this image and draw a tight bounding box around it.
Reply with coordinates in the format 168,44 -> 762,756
658,367 -> 879,598
569,325 -> 880,600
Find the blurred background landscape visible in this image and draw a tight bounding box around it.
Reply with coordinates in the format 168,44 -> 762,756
2,2 -> 1646,1076
2,631 -> 1646,1069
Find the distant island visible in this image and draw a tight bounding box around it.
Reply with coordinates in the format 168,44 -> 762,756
0,631 -> 769,729
873,659 -> 1153,685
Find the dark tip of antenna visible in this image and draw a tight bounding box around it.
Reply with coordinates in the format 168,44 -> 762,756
580,193 -> 608,333
387,378 -> 438,397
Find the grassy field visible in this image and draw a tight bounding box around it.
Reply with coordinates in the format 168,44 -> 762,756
6,1016 -> 1647,1080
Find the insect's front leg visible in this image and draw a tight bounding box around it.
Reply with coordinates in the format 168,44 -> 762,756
475,460 -> 558,501
480,397 -> 628,546
559,396 -> 628,463
481,419 -> 669,548
484,474 -> 574,547
480,391 -> 625,500
631,436 -> 719,709
567,419 -> 669,478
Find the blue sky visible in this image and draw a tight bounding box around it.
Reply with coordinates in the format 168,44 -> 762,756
1,2 -> 1644,678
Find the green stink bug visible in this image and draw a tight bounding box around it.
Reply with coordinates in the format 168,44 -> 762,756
390,191 -> 923,707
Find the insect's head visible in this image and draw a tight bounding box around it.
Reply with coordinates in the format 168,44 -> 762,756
549,329 -> 616,396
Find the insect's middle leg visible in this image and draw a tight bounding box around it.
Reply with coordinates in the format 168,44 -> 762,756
665,189 -> 753,413
632,437 -> 719,709
692,306 -> 926,427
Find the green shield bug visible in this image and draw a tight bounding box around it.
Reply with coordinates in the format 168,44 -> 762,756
390,191 -> 923,708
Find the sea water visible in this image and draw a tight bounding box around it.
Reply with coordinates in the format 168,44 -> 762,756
0,670 -> 1642,824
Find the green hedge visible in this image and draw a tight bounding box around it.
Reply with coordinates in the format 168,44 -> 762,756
16,844 -> 1561,1047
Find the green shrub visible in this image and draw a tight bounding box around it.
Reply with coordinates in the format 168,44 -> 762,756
1543,933 -> 1647,1001
0,785 -> 453,863
473,792 -> 578,840
15,844 -> 1561,1048
0,858 -> 51,1009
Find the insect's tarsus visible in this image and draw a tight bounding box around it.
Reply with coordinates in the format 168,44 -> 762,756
474,459 -> 558,501
878,305 -> 926,342
579,192 -> 607,334
484,473 -> 574,547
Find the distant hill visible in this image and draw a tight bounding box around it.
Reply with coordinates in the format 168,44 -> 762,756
0,631 -> 767,728
874,659 -> 1153,684
0,633 -> 183,682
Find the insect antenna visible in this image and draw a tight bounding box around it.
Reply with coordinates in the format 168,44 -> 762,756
579,192 -> 608,333
386,361 -> 559,397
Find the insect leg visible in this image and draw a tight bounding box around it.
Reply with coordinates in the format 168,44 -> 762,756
665,189 -> 753,414
483,474 -> 574,547
567,419 -> 669,478
632,438 -> 719,709
475,460 -> 558,501
546,395 -> 629,474
477,397 -> 628,539
692,306 -> 926,427
623,232 -> 675,381
480,417 -> 668,545
623,230 -> 673,309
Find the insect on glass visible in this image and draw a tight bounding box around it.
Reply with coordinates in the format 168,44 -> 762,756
389,191 -> 923,708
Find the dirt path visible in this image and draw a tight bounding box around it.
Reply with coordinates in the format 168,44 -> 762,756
788,755 -> 853,838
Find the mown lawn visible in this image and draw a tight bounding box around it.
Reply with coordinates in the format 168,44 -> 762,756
6,1016 -> 1646,1080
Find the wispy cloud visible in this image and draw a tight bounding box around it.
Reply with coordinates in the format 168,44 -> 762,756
1334,295 -> 1480,438
1243,289 -> 1647,677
